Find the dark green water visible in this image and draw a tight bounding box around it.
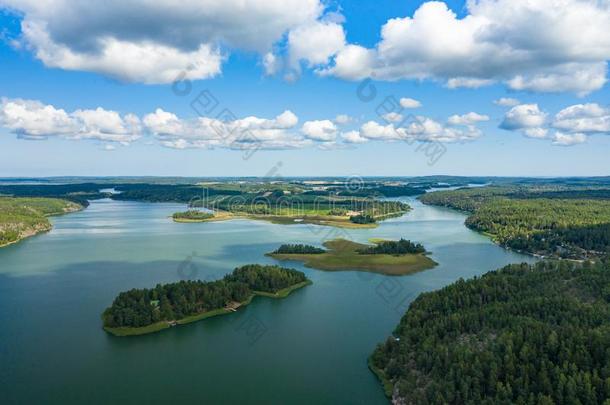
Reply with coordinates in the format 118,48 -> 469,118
0,198 -> 534,404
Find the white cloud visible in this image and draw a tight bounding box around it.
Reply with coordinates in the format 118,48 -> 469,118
501,102 -> 610,145
3,0 -> 324,83
322,0 -> 610,94
20,22 -> 223,84
288,21 -> 345,67
523,128 -> 549,139
494,98 -> 520,107
448,112 -> 489,126
301,119 -> 337,141
144,108 -> 311,150
317,44 -> 375,80
360,121 -> 405,141
403,116 -> 482,143
399,98 -> 422,109
552,103 -> 610,133
500,104 -> 547,130
552,132 -> 587,146
446,78 -> 494,89
0,98 -> 141,143
341,130 -> 368,144
506,64 -> 608,97
334,114 -> 352,124
382,112 -> 404,123
360,115 -> 483,143
262,52 -> 281,76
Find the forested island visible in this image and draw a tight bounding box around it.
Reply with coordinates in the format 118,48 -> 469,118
370,260 -> 610,404
102,264 -> 311,336
420,186 -> 610,259
267,238 -> 436,275
0,197 -> 82,247
172,210 -> 215,222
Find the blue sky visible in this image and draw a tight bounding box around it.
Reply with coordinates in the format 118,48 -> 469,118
0,0 -> 609,177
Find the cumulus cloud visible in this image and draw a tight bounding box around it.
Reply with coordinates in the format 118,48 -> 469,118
448,112 -> 489,126
288,21 -> 345,68
2,0 -> 324,83
500,104 -> 547,131
0,98 -> 141,143
552,132 -> 587,146
341,130 -> 368,144
403,116 -> 482,143
334,114 -> 353,124
494,98 -> 520,107
1,97 -> 491,150
382,112 -> 404,123
301,119 -> 337,141
321,0 -> 610,94
144,108 -> 306,149
399,98 -> 422,109
501,102 -> 610,145
359,115 -> 483,144
552,103 -> 610,133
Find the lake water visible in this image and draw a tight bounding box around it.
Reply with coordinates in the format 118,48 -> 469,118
0,198 -> 534,404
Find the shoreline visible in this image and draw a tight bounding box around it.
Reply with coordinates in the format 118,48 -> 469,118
103,280 -> 312,337
0,202 -> 83,249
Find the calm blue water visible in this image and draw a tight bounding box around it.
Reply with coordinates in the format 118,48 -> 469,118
0,198 -> 535,404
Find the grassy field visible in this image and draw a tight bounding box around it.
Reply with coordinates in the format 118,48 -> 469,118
103,280 -> 311,337
0,197 -> 83,247
267,239 -> 437,275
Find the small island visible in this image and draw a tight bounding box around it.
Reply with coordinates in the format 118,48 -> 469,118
102,264 -> 311,336
172,209 -> 235,223
267,238 -> 437,276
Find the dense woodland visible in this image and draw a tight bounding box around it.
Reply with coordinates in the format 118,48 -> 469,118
0,197 -> 81,246
272,244 -> 326,254
359,239 -> 426,255
102,265 -> 307,328
371,260 -> 610,404
466,198 -> 610,258
420,186 -> 610,258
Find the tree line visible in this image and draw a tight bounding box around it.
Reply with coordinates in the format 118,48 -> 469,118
272,244 -> 326,254
359,239 -> 426,255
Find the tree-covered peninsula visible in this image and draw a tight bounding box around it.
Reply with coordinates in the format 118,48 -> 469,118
420,186 -> 610,259
0,197 -> 83,247
370,260 -> 610,404
102,264 -> 311,336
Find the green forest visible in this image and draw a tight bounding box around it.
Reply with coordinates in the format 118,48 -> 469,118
370,260 -> 610,404
466,198 -> 610,258
359,239 -> 426,255
420,186 -> 610,258
0,197 -> 82,246
102,264 -> 308,329
272,244 -> 326,254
